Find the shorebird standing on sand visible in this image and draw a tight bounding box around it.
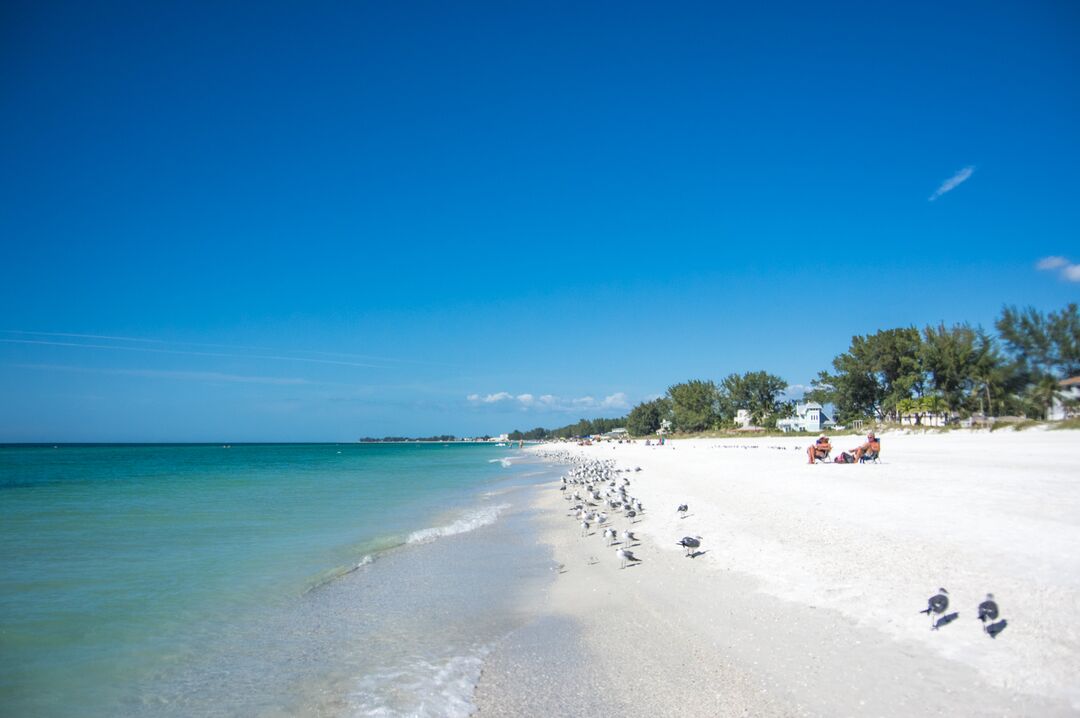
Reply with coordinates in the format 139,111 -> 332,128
580,520 -> 590,537
677,504 -> 689,517
920,588 -> 949,617
617,548 -> 641,569
920,588 -> 958,630
677,536 -> 702,557
978,594 -> 1008,638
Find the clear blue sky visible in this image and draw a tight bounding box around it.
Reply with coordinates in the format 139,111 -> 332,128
2,0 -> 1078,441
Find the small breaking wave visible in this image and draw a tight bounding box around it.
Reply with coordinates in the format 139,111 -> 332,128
346,647 -> 490,718
304,554 -> 377,594
354,554 -> 375,569
488,457 -> 513,467
406,504 -> 510,545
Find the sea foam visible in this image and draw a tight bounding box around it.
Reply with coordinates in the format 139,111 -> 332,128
346,648 -> 489,718
406,504 -> 509,545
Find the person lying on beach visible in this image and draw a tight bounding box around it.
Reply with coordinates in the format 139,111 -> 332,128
852,432 -> 880,462
807,435 -> 832,464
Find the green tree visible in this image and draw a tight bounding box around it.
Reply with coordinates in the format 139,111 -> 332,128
812,328 -> 923,423
896,394 -> 948,425
667,380 -> 720,433
996,303 -> 1080,377
626,397 -> 671,436
718,371 -> 788,426
1025,375 -> 1065,420
522,426 -> 549,440
921,323 -> 1000,414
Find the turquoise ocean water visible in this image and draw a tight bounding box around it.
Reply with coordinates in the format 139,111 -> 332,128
0,443 -> 558,717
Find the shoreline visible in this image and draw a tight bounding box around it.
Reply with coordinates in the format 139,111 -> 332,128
474,430 -> 1080,716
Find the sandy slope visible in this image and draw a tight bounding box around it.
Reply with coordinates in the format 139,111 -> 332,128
474,429 -> 1080,716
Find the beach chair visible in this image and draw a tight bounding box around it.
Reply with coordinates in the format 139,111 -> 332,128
859,448 -> 880,463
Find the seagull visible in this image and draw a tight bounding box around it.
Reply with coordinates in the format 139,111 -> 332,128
677,504 -> 689,516
580,520 -> 590,537
625,509 -> 637,522
622,529 -> 636,545
617,547 -> 641,569
677,536 -> 702,557
603,527 -> 617,545
919,588 -> 949,617
977,594 -> 999,623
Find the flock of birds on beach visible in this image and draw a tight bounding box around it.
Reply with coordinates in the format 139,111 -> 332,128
546,450 -> 1008,640
919,587 -> 1008,638
550,453 -> 703,570
544,453 -> 704,570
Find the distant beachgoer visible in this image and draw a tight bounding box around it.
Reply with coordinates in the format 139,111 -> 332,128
807,435 -> 832,464
852,432 -> 881,462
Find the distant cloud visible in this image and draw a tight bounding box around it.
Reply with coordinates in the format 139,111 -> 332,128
601,392 -> 630,409
1037,256 -> 1068,270
467,390 -> 630,412
467,392 -> 514,403
929,166 -> 975,201
783,384 -> 810,399
1036,256 -> 1080,282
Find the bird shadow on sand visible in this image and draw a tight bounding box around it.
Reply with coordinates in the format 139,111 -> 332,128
620,562 -> 643,570
679,513 -> 694,520
687,550 -> 708,559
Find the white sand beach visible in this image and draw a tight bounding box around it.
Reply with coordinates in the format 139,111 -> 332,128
475,429 -> 1080,716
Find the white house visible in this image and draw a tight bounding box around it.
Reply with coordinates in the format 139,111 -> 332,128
776,402 -> 836,433
734,409 -> 752,429
1048,376 -> 1080,421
